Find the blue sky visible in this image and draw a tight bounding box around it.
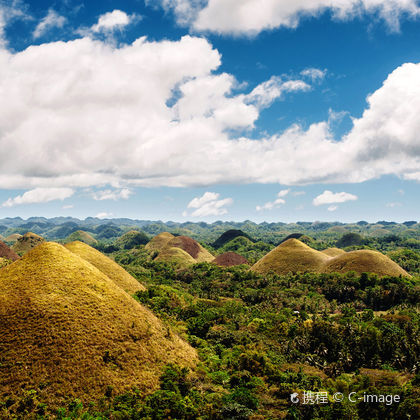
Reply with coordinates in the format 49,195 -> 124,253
0,0 -> 419,222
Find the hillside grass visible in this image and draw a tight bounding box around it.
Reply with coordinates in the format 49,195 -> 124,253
64,241 -> 145,293
0,242 -> 197,410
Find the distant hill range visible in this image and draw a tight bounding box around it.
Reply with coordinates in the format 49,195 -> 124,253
0,217 -> 417,245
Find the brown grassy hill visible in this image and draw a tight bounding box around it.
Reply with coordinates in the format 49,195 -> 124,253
0,242 -> 197,409
65,230 -> 97,246
167,236 -> 214,263
0,240 -> 19,261
11,232 -> 44,254
64,241 -> 145,294
323,250 -> 409,277
154,246 -> 197,267
5,233 -> 22,243
321,248 -> 346,258
251,239 -> 330,275
213,252 -> 249,267
145,232 -> 174,252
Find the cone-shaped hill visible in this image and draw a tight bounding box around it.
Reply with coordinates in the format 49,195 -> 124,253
145,232 -> 174,252
0,240 -> 19,261
4,233 -> 22,243
212,229 -> 254,249
323,250 -> 409,277
321,248 -> 346,257
11,232 -> 44,254
0,243 -> 197,408
64,241 -> 145,294
65,230 -> 97,246
251,239 -> 330,275
116,230 -> 149,249
146,232 -> 214,266
154,246 -> 197,267
167,236 -> 214,263
213,252 -> 249,267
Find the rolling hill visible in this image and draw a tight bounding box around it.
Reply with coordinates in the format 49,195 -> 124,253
251,238 -> 330,275
167,236 -> 214,263
0,240 -> 19,261
321,248 -> 346,257
0,242 -> 197,409
4,233 -> 22,243
212,229 -> 254,249
145,232 -> 174,252
154,246 -> 197,267
64,241 -> 145,294
116,230 -> 149,249
323,250 -> 410,277
65,230 -> 97,246
11,232 -> 44,254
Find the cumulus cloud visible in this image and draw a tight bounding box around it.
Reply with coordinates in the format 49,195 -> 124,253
0,34 -> 419,191
185,192 -> 233,217
91,9 -> 136,32
301,68 -> 327,82
386,202 -> 402,207
256,189 -> 289,211
158,0 -> 420,35
33,9 -> 67,39
92,188 -> 132,201
328,205 -> 338,211
313,190 -> 358,206
2,187 -> 74,207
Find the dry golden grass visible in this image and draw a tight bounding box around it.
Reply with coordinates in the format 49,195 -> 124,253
0,242 -> 197,409
0,257 -> 10,268
11,232 -> 44,254
64,241 -> 145,293
167,236 -> 214,263
65,230 -> 97,246
251,239 -> 330,275
145,232 -> 174,252
321,247 -> 346,257
323,250 -> 410,277
4,233 -> 22,243
154,246 -> 197,267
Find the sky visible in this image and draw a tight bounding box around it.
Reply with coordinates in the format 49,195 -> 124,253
0,0 -> 419,223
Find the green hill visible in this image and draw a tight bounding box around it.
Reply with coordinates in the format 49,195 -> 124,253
212,229 -> 254,249
65,230 -> 97,246
116,230 -> 149,249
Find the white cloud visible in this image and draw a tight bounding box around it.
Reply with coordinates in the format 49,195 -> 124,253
33,9 -> 67,39
160,0 -> 420,35
0,35 -> 419,191
277,188 -> 290,197
92,188 -> 132,201
301,68 -> 327,82
0,0 -> 29,47
292,191 -> 306,196
313,190 -> 358,206
186,192 -> 233,217
2,188 -> 74,207
328,205 -> 338,211
62,204 -> 74,209
91,10 -> 135,32
246,77 -> 310,108
386,202 -> 402,207
256,189 -> 289,211
95,212 -> 113,219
